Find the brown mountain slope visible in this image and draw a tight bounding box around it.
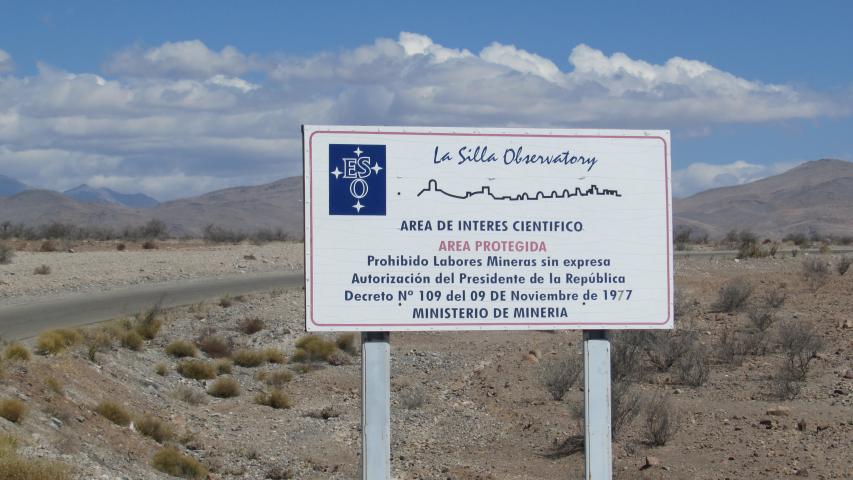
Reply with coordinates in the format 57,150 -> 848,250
0,189 -> 147,227
674,159 -> 853,237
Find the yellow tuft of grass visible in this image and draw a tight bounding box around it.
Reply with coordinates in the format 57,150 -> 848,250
231,349 -> 267,368
196,334 -> 231,358
4,343 -> 31,362
256,369 -> 293,388
134,306 -> 163,340
336,333 -> 358,355
214,358 -> 233,375
176,359 -> 217,380
238,317 -> 265,335
95,401 -> 131,426
136,415 -> 175,443
0,435 -> 70,480
292,334 -> 336,363
45,377 -> 64,396
207,377 -> 240,398
35,329 -> 82,355
263,348 -> 286,364
155,363 -> 169,376
254,389 -> 292,409
151,447 -> 208,479
120,330 -> 144,351
165,340 -> 197,358
86,329 -> 113,362
0,399 -> 26,423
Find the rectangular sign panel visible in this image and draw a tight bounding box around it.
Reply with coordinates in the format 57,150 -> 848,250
303,126 -> 672,331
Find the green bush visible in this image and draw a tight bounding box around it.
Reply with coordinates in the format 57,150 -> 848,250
176,359 -> 217,380
151,447 -> 208,479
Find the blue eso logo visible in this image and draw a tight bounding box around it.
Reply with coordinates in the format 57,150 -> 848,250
328,144 -> 386,215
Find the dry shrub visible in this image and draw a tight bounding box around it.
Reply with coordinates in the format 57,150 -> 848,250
257,369 -> 293,388
136,415 -> 174,443
0,399 -> 26,423
155,363 -> 169,376
176,359 -> 217,380
802,257 -> 830,293
243,254 -> 257,260
238,317 -> 265,335
218,294 -> 233,308
336,333 -> 358,355
645,393 -> 681,446
207,377 -> 240,398
642,331 -> 694,372
292,335 -> 336,363
539,352 -> 582,400
747,305 -> 776,332
214,359 -> 233,375
95,401 -> 131,426
85,329 -> 113,362
151,447 -> 208,479
0,243 -> 13,264
196,334 -> 232,358
711,277 -> 753,312
120,330 -> 144,351
45,377 -> 64,396
232,349 -> 267,368
266,465 -> 294,479
4,343 -> 30,362
165,340 -> 197,358
717,328 -> 750,366
837,256 -> 851,276
773,363 -> 803,400
0,441 -> 70,480
134,305 -> 163,340
610,332 -> 647,383
116,242 -> 126,251
674,341 -> 710,386
304,406 -> 340,420
761,286 -> 787,309
33,264 -> 51,275
141,240 -> 158,250
611,381 -> 642,439
35,328 -> 82,355
778,319 -> 823,381
255,389 -> 292,409
39,240 -> 58,252
172,386 -> 207,406
327,351 -> 352,366
264,348 -> 286,364
400,386 -> 425,410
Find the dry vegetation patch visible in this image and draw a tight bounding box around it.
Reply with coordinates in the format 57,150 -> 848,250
165,339 -> 197,358
255,389 -> 292,409
207,377 -> 240,398
94,401 -> 131,427
0,399 -> 26,423
176,359 -> 217,380
151,447 -> 208,479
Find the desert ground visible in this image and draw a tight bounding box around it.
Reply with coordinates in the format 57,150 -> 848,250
0,242 -> 850,479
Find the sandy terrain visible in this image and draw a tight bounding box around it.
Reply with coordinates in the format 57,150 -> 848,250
0,241 -> 303,302
0,250 -> 851,479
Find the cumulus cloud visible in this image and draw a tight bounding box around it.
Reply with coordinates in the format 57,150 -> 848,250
0,48 -> 12,73
106,40 -> 255,78
0,33 -> 848,199
672,160 -> 802,197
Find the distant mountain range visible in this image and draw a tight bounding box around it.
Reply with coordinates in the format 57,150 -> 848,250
1,158 -> 851,238
63,184 -> 159,208
674,159 -> 853,237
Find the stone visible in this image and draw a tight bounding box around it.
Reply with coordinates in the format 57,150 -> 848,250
641,456 -> 660,470
766,406 -> 791,416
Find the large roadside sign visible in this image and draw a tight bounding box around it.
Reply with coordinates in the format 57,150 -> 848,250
303,126 -> 672,331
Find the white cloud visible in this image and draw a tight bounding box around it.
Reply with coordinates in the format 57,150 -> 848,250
0,48 -> 12,73
106,40 -> 254,78
0,34 -> 848,200
672,160 -> 802,197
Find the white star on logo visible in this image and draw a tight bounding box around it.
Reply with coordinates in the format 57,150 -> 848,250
354,147 -> 363,157
371,162 -> 383,175
352,200 -> 365,212
330,167 -> 343,178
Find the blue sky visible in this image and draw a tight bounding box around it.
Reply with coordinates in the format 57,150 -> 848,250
0,0 -> 851,199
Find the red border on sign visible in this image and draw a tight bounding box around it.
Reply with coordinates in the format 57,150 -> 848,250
307,130 -> 671,328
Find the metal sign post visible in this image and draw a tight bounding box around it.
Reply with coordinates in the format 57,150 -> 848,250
584,330 -> 612,479
361,332 -> 391,480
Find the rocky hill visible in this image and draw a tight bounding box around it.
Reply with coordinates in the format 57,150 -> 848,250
674,159 -> 853,238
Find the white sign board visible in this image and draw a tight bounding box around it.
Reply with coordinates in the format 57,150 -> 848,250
303,126 -> 672,331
